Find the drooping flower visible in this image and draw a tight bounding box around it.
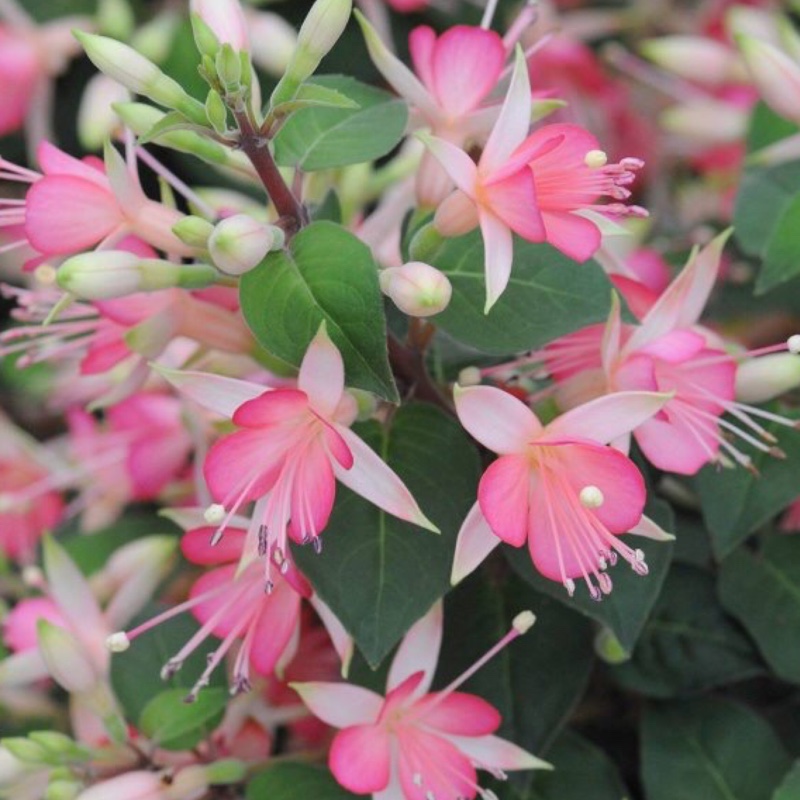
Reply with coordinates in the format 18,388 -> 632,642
293,602 -> 549,800
422,49 -> 647,311
451,384 -> 673,598
161,324 -> 437,570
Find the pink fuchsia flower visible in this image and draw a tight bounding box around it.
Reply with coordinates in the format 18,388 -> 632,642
535,231 -> 800,475
423,49 -> 647,311
293,602 -> 549,799
0,141 -> 196,269
161,325 -> 437,572
451,384 -> 672,598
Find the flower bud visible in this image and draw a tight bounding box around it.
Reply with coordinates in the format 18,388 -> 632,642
594,627 -> 629,664
247,11 -> 298,76
190,0 -> 250,53
735,353 -> 800,403
1,738 -> 48,765
660,100 -> 748,144
270,0 -> 352,106
97,0 -> 136,41
737,35 -> 800,125
640,37 -> 741,86
45,779 -> 82,800
208,215 -> 283,275
205,89 -> 228,134
57,252 -> 218,300
78,74 -> 129,151
202,760 -> 247,785
380,261 -> 452,317
74,771 -> 164,800
172,215 -> 214,248
216,44 -> 242,92
74,32 -> 206,125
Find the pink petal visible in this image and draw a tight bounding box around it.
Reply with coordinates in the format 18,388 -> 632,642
398,727 -> 476,800
0,649 -> 50,688
156,367 -> 267,419
600,293 -> 622,375
37,141 -> 109,188
409,25 -> 437,92
421,134 -> 478,195
543,391 -> 670,445
388,601 -> 442,694
180,527 -> 247,565
454,384 -> 542,454
25,176 -> 122,254
630,514 -> 675,541
479,211 -> 514,312
321,420 -> 354,470
332,426 -> 439,532
298,325 -> 345,419
308,593 -> 354,675
233,389 -> 309,428
3,598 -> 64,654
540,210 -> 601,263
633,409 -> 719,475
481,169 -> 544,242
330,724 -> 391,793
481,47 -> 532,173
451,502 -> 501,585
418,692 -> 501,735
446,733 -> 551,771
637,329 -> 707,363
478,454 -> 532,546
250,579 -> 303,675
127,434 -> 189,499
430,26 -> 505,118
287,442 -> 337,543
609,276 -> 659,320
291,681 -> 384,728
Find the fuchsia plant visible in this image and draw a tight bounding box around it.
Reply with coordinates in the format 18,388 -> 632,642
1,0 -> 800,798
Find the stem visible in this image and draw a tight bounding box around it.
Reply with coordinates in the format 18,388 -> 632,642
388,333 -> 453,414
233,109 -> 307,233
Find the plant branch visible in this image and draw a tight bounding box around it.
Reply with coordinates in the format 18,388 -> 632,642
388,333 -> 453,414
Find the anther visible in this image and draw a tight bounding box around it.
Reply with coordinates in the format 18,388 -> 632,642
598,573 -> 613,594
312,536 -> 323,554
588,584 -> 603,602
160,658 -> 182,680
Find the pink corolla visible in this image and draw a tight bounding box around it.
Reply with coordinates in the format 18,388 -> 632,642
532,230 -> 800,475
294,602 -> 548,800
163,325 -> 437,568
423,49 -> 647,311
451,384 -> 673,598
0,141 -> 195,269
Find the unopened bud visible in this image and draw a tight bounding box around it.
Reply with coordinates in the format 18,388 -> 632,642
75,32 -> 206,124
216,44 -> 242,92
641,36 -> 740,86
379,261 -> 452,317
191,0 -> 250,53
205,89 -> 228,134
78,73 -> 129,151
512,610 -> 536,634
191,12 -> 222,58
208,214 -> 283,275
594,627 -> 629,664
736,352 -> 800,403
738,35 -> 800,125
247,11 -> 298,76
45,779 -> 82,800
172,215 -> 214,248
271,0 -> 352,106
57,251 -> 218,300
202,759 -> 248,785
97,0 -> 136,40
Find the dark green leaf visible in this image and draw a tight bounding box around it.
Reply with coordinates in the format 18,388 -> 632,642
273,76 -> 408,170
419,230 -> 614,353
733,161 -> 800,258
139,688 -> 227,751
672,512 -> 713,568
437,571 -> 593,761
758,194 -> 800,293
506,500 -> 674,655
610,564 -> 764,697
525,730 -> 629,800
694,414 -> 800,558
246,763 -> 358,800
240,221 -> 397,401
641,698 -> 791,800
719,536 -> 800,684
292,404 -> 479,667
746,101 -> 800,154
110,602 -> 226,723
773,761 -> 800,800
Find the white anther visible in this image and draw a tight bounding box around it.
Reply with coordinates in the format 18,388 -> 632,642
584,149 -> 608,168
512,610 -> 536,634
203,503 -> 226,524
579,485 -> 605,508
106,632 -> 131,653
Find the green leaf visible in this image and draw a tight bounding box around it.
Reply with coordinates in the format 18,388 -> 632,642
525,730 -> 629,800
139,688 -> 227,751
239,221 -> 397,401
773,761 -> 800,800
733,161 -> 800,258
292,404 -> 479,667
719,536 -> 800,684
694,414 -> 800,558
641,698 -> 791,800
758,194 -> 800,293
110,602 -> 226,723
610,564 -> 764,697
746,101 -> 800,154
139,110 -> 207,144
419,230 -> 614,353
437,571 -> 593,761
506,500 -> 674,656
273,76 -> 408,170
246,763 -> 358,800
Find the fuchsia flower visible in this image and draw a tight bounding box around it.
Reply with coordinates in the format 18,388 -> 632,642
293,602 -> 549,800
0,141 -> 195,269
162,325 -> 437,569
451,384 -> 672,598
535,230 -> 800,475
423,50 -> 647,310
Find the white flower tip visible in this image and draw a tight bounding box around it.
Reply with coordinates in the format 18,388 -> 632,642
106,632 -> 131,653
579,485 -> 605,508
585,149 -> 608,168
788,334 -> 800,354
512,610 -> 536,635
457,366 -> 482,386
204,503 -> 226,524
416,512 -> 441,535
